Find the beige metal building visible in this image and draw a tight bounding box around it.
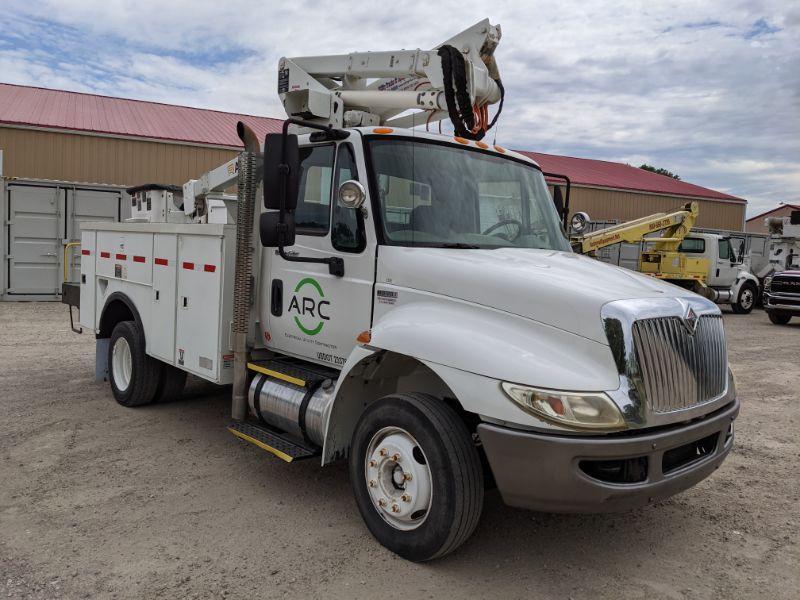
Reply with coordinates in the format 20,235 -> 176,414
0,83 -> 747,299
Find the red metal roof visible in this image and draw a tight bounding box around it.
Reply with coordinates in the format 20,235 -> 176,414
521,151 -> 744,203
0,83 -> 744,203
0,83 -> 283,147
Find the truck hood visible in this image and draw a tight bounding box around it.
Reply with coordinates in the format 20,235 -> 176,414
377,247 -> 687,344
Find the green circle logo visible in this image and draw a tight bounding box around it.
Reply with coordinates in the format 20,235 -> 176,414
289,277 -> 330,336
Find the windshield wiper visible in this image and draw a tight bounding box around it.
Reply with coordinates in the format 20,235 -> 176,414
440,242 -> 482,249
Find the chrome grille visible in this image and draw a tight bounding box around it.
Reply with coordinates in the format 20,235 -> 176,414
632,315 -> 727,413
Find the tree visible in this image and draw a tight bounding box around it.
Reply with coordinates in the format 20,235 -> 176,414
640,164 -> 680,180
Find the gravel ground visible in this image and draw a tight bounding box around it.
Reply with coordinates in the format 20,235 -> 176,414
0,302 -> 798,600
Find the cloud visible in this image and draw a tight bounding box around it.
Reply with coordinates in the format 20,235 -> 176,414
1,0 -> 798,216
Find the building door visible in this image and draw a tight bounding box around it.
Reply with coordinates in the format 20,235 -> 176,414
5,184 -> 65,296
4,183 -> 122,298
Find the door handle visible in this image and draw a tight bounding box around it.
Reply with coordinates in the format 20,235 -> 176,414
278,249 -> 299,257
42,252 -> 57,257
271,279 -> 283,316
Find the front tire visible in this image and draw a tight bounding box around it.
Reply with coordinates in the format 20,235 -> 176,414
768,312 -> 792,325
108,321 -> 160,407
349,393 -> 483,562
732,281 -> 757,314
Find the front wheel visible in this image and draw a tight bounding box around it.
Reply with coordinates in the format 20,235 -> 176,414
349,393 -> 483,562
768,312 -> 792,325
732,281 -> 757,314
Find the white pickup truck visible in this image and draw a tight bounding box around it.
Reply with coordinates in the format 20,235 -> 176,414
64,21 -> 738,561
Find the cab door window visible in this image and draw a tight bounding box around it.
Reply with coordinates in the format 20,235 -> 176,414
295,145 -> 335,235
718,238 -> 732,261
332,144 -> 366,252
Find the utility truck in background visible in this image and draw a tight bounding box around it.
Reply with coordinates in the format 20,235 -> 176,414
571,203 -> 761,313
63,20 -> 739,561
763,210 -> 800,324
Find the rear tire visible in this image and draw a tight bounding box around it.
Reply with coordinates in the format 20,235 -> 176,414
732,281 -> 757,314
349,393 -> 483,562
768,312 -> 792,325
154,364 -> 187,403
108,321 -> 160,407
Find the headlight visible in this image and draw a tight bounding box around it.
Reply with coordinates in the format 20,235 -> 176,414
501,382 -> 627,431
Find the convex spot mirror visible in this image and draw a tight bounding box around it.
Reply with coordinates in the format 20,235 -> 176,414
337,180 -> 366,209
571,211 -> 590,234
259,211 -> 296,248
263,133 -> 300,211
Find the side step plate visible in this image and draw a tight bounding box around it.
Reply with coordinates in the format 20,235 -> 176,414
228,421 -> 320,463
247,357 -> 339,388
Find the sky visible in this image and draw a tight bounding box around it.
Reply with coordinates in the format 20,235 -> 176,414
0,0 -> 798,216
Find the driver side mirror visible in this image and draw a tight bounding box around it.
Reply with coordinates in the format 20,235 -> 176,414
260,133 -> 299,247
263,133 -> 300,211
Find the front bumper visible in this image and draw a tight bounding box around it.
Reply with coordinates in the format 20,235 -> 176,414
764,292 -> 800,314
478,398 -> 739,513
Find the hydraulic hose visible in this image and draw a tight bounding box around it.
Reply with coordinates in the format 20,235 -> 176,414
231,121 -> 260,421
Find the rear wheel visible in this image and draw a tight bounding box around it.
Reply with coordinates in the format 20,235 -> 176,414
108,321 -> 160,407
349,393 -> 483,562
768,312 -> 792,325
732,281 -> 757,314
154,364 -> 187,403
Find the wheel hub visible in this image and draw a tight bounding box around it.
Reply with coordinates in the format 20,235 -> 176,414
365,427 -> 432,531
111,336 -> 133,392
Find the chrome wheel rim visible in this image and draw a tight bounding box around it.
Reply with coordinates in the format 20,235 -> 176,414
112,337 -> 133,392
740,288 -> 754,310
364,426 -> 433,531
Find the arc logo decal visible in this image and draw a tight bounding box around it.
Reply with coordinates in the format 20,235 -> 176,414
289,277 -> 330,336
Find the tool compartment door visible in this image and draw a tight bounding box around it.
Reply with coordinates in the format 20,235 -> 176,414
79,231 -> 97,329
175,234 -> 223,381
150,234 -> 178,363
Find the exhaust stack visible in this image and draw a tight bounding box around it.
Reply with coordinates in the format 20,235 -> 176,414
231,121 -> 260,421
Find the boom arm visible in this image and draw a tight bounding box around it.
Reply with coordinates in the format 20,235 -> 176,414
575,202 -> 700,254
278,19 -> 502,131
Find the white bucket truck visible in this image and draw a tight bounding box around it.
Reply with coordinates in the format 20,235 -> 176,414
65,20 -> 738,561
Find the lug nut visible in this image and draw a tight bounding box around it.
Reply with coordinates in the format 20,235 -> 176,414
379,448 -> 387,457
368,480 -> 376,487
392,453 -> 401,462
401,494 -> 411,503
403,472 -> 413,481
391,504 -> 400,513
378,498 -> 387,507
368,459 -> 377,467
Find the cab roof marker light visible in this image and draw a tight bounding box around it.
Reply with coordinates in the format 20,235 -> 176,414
453,136 -> 470,145
494,145 -> 506,153
373,127 -> 394,134
475,141 -> 489,149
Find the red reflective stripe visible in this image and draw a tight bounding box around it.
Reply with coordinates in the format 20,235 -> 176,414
154,258 -> 168,266
204,264 -> 216,273
116,254 -> 126,260
100,252 -> 110,258
81,249 -> 90,256
182,262 -> 194,270
133,255 -> 146,263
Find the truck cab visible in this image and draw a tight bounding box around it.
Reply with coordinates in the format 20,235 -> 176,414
678,233 -> 760,312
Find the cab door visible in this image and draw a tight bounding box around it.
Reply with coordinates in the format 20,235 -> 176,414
264,140 -> 376,368
712,237 -> 738,286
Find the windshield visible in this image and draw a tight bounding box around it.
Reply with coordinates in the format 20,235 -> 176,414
367,138 -> 571,251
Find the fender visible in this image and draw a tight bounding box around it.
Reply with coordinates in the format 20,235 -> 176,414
321,297 -> 620,463
98,291 -> 143,338
730,271 -> 759,299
